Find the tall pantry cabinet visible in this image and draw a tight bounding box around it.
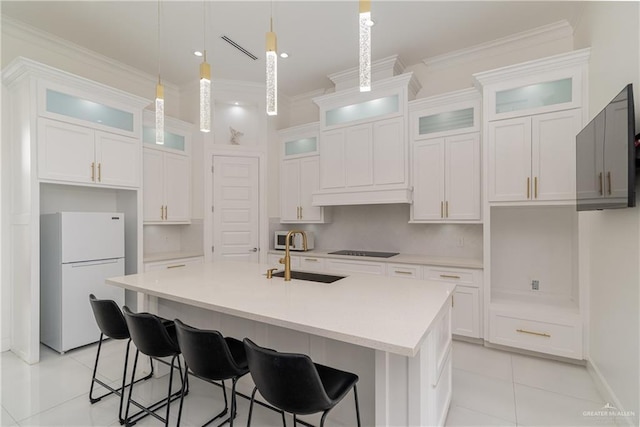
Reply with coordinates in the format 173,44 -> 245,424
474,49 -> 590,359
2,58 -> 149,363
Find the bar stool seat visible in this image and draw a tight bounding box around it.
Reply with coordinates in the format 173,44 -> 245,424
88,294 -> 154,425
122,306 -> 187,427
174,319 -> 250,427
243,338 -> 361,427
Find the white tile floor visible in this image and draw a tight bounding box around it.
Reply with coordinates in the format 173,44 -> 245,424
1,339 -> 622,426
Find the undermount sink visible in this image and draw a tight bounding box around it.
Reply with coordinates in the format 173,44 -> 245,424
271,270 -> 345,284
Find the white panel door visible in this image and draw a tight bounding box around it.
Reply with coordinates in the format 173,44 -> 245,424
452,286 -> 480,338
38,117 -> 95,183
299,157 -> 322,222
345,123 -> 373,188
374,117 -> 405,185
446,133 -> 481,220
319,129 -> 345,189
164,153 -> 191,222
143,149 -> 165,222
95,131 -> 140,188
488,117 -> 532,202
531,109 -> 581,201
412,139 -> 444,221
212,156 -> 260,262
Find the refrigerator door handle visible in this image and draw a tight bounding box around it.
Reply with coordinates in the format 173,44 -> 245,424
68,259 -> 121,268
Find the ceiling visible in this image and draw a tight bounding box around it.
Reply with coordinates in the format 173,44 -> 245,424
1,1 -> 586,97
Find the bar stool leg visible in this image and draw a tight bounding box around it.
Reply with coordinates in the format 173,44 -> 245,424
353,384 -> 361,427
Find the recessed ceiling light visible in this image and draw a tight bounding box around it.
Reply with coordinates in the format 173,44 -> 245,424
280,52 -> 289,59
193,50 -> 203,57
234,102 -> 240,105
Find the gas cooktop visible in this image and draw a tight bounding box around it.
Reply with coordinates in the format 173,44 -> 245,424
328,250 -> 399,258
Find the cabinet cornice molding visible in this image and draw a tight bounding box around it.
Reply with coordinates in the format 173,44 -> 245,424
277,122 -> 320,138
312,72 -> 418,107
2,57 -> 151,110
472,48 -> 591,88
409,88 -> 481,111
327,54 -> 405,89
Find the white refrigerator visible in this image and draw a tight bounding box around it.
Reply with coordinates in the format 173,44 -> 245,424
40,212 -> 126,353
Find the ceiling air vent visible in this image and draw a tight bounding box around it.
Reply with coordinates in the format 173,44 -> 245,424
220,35 -> 258,60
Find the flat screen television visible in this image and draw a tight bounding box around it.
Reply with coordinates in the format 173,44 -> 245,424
576,84 -> 636,211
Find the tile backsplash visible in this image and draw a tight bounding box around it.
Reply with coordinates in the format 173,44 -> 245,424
270,204 -> 483,260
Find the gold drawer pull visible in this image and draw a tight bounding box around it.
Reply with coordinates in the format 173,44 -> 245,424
91,162 -> 95,181
98,163 -> 102,182
516,329 -> 550,338
395,270 -> 413,275
304,258 -> 319,262
167,264 -> 186,269
440,274 -> 460,279
527,177 -> 530,199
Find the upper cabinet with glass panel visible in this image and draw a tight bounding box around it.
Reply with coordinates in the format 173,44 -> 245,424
38,80 -> 145,138
279,122 -> 319,159
409,88 -> 481,141
142,111 -> 193,154
473,49 -> 590,121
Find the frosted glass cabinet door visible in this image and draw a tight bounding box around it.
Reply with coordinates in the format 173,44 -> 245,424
38,118 -> 95,183
95,131 -> 140,188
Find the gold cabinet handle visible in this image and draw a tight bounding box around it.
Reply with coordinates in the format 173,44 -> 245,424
452,294 -> 454,308
440,201 -> 444,218
304,258 -> 319,262
607,171 -> 612,195
440,274 -> 461,279
395,270 -> 413,275
300,206 -> 303,219
599,172 -> 603,195
445,201 -> 449,218
98,163 -> 102,182
91,162 -> 95,181
164,205 -> 168,220
297,206 -> 301,219
516,329 -> 550,338
527,177 -> 530,199
160,206 -> 164,220
166,264 -> 186,269
534,176 -> 538,199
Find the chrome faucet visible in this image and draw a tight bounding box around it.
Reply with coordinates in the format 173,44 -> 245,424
279,230 -> 307,281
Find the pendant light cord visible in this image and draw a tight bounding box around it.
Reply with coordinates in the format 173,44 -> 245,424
157,0 -> 161,84
203,0 -> 207,61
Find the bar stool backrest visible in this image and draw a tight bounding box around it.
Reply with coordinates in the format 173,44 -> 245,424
243,338 -> 333,415
89,294 -> 129,340
174,319 -> 246,380
122,306 -> 180,358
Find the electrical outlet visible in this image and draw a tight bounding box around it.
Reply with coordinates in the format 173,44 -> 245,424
531,280 -> 539,291
456,237 -> 464,247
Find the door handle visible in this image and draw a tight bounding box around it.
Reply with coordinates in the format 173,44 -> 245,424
164,205 -> 168,220
160,206 -> 164,220
534,176 -> 538,199
607,171 -> 612,195
249,248 -> 258,252
91,162 -> 95,181
527,177 -> 530,199
98,163 -> 102,182
599,172 -> 603,195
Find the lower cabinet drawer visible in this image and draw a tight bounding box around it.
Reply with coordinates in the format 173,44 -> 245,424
325,259 -> 386,275
387,263 -> 422,279
144,256 -> 204,272
298,256 -> 325,272
489,308 -> 582,359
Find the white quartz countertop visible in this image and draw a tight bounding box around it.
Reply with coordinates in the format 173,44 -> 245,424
269,249 -> 483,269
106,261 -> 455,357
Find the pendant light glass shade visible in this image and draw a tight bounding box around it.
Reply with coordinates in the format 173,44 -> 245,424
155,82 -> 164,145
266,29 -> 278,116
359,0 -> 371,92
200,55 -> 211,132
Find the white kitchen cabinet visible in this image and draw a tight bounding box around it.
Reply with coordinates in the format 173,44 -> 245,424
296,255 -> 325,272
487,109 -> 582,203
424,266 -> 483,339
387,263 -> 422,279
144,256 -> 204,272
312,73 -> 418,206
412,133 -> 481,222
143,148 -> 190,223
142,113 -> 192,224
279,123 -> 328,224
38,118 -> 140,188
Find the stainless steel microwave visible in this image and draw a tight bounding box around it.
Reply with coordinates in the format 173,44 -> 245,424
274,231 -> 315,251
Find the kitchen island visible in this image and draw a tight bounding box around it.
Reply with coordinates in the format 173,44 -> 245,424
106,261 -> 455,426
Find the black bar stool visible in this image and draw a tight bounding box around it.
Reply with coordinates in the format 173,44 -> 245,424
122,306 -> 187,427
88,294 -> 154,425
243,338 -> 361,427
174,319 -> 250,427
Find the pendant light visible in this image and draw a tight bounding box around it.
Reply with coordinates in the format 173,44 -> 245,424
265,2 -> 277,116
359,0 -> 371,92
155,0 -> 164,144
199,0 -> 211,133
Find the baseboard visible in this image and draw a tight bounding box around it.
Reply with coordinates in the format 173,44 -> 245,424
586,360 -> 637,426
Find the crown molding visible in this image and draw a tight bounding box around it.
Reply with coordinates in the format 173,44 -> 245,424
327,54 -> 405,87
409,87 -> 481,111
472,47 -> 590,87
423,20 -> 574,71
313,72 -> 416,106
290,88 -> 329,104
1,16 -> 179,97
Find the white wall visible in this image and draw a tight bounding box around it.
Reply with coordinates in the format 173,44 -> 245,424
574,1 -> 640,420
1,80 -> 9,351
